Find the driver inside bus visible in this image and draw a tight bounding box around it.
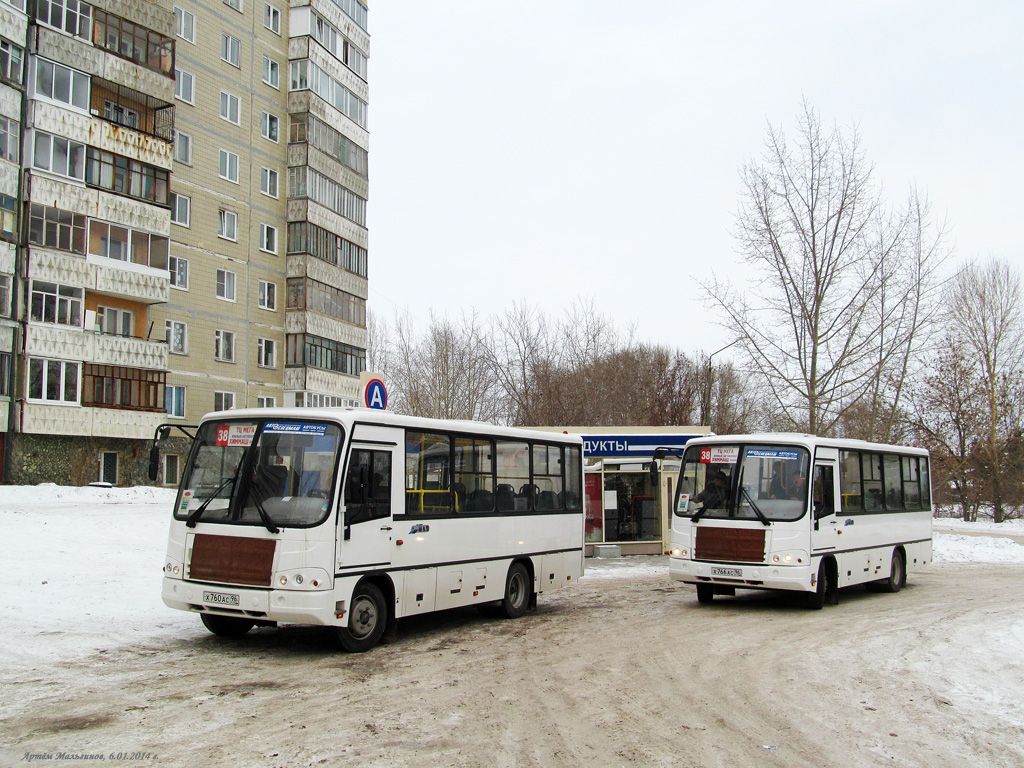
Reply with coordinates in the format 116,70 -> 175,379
694,470 -> 730,509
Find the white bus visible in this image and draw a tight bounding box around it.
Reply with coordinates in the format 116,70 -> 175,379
654,434 -> 932,608
157,409 -> 584,651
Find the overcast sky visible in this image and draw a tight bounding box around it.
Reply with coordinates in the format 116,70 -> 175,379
364,1 -> 1022,357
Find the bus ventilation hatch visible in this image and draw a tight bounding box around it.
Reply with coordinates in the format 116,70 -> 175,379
189,534 -> 276,586
695,527 -> 766,563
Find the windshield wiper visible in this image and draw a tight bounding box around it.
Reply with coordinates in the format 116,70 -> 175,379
247,486 -> 281,534
740,486 -> 772,526
185,473 -> 238,528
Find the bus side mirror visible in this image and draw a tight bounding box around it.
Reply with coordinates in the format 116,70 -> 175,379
148,445 -> 160,482
649,448 -> 666,484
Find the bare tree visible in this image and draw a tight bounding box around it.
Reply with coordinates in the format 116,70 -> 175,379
945,259 -> 1024,522
706,102 -> 948,436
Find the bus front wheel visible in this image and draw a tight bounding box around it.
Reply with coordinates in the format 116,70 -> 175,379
499,563 -> 530,619
696,584 -> 714,604
883,550 -> 906,593
201,613 -> 254,637
808,561 -> 829,610
337,582 -> 387,652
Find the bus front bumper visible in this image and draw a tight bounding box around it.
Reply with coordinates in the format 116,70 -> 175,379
669,557 -> 814,593
162,577 -> 341,626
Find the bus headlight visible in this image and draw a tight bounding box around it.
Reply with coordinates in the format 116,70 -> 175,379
771,551 -> 807,564
274,568 -> 331,590
163,558 -> 183,578
671,547 -> 688,558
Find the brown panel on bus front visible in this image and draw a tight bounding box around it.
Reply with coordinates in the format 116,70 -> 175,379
695,527 -> 766,563
189,534 -> 276,586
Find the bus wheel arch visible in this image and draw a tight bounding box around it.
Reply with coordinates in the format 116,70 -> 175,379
337,577 -> 391,653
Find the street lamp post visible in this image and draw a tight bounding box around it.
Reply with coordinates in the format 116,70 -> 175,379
700,340 -> 738,429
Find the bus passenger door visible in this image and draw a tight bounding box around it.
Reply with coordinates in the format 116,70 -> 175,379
339,431 -> 401,570
809,463 -> 839,556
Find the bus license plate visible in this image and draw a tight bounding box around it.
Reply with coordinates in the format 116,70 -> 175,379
711,567 -> 742,578
203,591 -> 239,606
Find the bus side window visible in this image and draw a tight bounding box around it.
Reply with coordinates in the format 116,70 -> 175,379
345,449 -> 392,525
813,465 -> 835,520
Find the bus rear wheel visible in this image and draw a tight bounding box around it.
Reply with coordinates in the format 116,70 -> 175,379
498,563 -> 530,619
696,584 -> 714,604
337,582 -> 386,653
201,613 -> 254,637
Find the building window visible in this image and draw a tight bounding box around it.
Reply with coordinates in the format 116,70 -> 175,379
258,338 -> 276,368
259,223 -> 277,254
221,33 -> 240,67
217,209 -> 237,241
170,193 -> 190,226
257,395 -> 276,408
287,222 -> 368,277
165,319 -> 187,354
103,100 -> 140,130
288,167 -> 366,226
172,130 -> 192,164
166,384 -> 185,417
224,0 -> 242,11
0,39 -> 24,86
30,281 -> 82,326
310,10 -> 368,80
287,277 -> 366,327
290,113 -> 368,177
215,330 -> 235,362
0,274 -> 10,318
214,391 -> 234,411
28,357 -> 80,403
84,364 -> 165,411
85,148 -> 169,205
100,452 -> 118,484
169,256 -> 188,289
264,3 -> 281,33
0,195 -> 14,240
87,220 -> 129,261
258,280 -> 276,310
163,453 -> 180,485
288,59 -> 367,129
32,58 -> 89,111
174,68 -> 194,104
28,204 -> 86,253
220,91 -> 240,124
262,56 -> 279,88
218,149 -> 238,183
0,350 -> 10,397
96,305 -> 133,337
261,111 -> 279,142
216,269 -> 236,301
174,6 -> 194,43
32,131 -> 86,180
260,167 -> 279,198
0,115 -> 19,162
93,9 -> 173,76
286,333 -> 366,376
35,0 -> 92,39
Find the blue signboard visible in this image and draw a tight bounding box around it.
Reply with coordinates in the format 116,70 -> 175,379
364,378 -> 388,410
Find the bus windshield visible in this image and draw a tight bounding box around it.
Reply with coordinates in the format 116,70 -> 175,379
174,419 -> 343,528
676,443 -> 811,523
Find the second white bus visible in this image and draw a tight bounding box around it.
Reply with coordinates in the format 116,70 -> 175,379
158,409 -> 584,651
657,434 -> 932,608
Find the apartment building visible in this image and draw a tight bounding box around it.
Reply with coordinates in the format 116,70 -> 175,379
0,0 -> 370,485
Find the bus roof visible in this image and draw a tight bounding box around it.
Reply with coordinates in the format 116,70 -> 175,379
683,432 -> 929,456
198,407 -> 584,445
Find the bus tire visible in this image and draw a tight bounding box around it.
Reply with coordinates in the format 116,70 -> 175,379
807,561 -> 829,610
200,613 -> 254,637
498,562 -> 530,619
337,582 -> 387,653
883,550 -> 906,593
696,584 -> 714,604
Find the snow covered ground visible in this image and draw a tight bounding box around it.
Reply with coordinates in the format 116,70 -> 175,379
4,485 -> 1024,671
